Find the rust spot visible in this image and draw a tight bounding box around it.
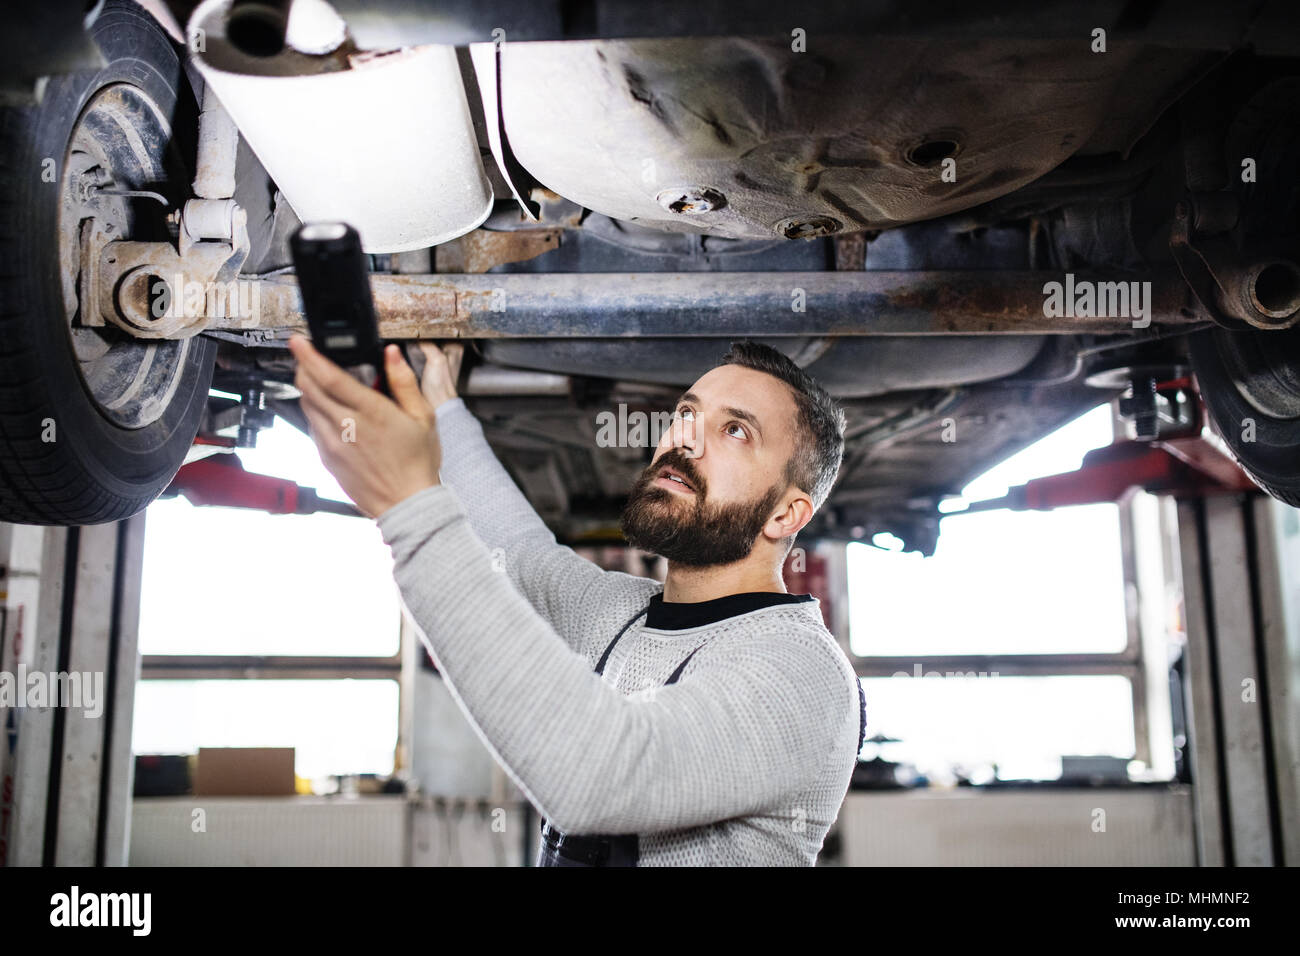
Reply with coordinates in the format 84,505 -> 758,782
436,229 -> 562,274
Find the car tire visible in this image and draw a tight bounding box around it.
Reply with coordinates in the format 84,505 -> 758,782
1188,325 -> 1300,507
0,1 -> 216,525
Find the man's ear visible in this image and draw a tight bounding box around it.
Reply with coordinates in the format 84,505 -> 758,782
765,491 -> 814,542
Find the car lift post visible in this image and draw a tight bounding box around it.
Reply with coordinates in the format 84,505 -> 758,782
0,517 -> 145,866
0,451 -> 360,866
947,405 -> 1299,865
1176,492 -> 1299,865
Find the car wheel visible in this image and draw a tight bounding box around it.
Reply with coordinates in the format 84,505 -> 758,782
0,0 -> 216,526
1188,325 -> 1300,507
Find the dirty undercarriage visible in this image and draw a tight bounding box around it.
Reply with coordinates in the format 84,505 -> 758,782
186,2 -> 1298,554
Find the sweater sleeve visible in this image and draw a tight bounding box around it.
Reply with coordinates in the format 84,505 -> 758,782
432,397 -> 643,661
377,483 -> 852,835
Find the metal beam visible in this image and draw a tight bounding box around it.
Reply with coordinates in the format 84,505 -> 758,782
852,654 -> 1140,679
141,655 -> 401,681
206,270 -> 1204,338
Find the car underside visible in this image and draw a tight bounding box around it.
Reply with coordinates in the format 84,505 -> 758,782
1,0 -> 1298,553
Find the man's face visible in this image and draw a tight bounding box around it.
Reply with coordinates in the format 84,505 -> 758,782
620,364 -> 801,566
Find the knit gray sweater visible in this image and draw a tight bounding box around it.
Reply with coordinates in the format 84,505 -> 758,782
376,396 -> 863,865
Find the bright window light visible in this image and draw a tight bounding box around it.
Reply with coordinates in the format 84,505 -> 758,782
848,401 -> 1140,779
859,674 -> 1135,782
138,420 -> 400,657
133,679 -> 399,779
849,402 -> 1125,657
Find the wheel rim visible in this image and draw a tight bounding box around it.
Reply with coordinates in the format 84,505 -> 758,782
1217,328 -> 1300,420
58,82 -> 193,430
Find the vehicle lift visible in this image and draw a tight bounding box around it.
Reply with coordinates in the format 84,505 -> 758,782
160,450 -> 361,518
947,378 -> 1256,515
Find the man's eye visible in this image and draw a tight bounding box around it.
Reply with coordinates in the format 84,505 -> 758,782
677,407 -> 695,421
726,422 -> 747,439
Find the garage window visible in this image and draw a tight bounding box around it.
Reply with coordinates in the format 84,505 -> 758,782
138,424 -> 400,657
848,501 -> 1127,656
133,421 -> 402,780
133,679 -> 399,780
847,402 -> 1164,782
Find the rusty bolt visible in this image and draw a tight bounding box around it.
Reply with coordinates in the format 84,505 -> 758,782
776,216 -> 842,240
656,187 -> 726,214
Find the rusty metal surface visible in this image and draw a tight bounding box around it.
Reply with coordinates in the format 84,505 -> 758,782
202,270 -> 1204,338
96,208 -> 250,339
98,239 -> 233,337
1170,199 -> 1300,331
834,234 -> 868,271
434,228 -> 563,274
75,218 -> 115,328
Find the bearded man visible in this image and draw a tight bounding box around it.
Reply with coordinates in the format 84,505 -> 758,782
290,335 -> 865,866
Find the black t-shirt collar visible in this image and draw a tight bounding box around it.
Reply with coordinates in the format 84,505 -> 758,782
644,590 -> 815,630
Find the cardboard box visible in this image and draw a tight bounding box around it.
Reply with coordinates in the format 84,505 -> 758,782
193,747 -> 296,796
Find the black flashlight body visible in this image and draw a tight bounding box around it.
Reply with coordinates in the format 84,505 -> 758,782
290,222 -> 389,396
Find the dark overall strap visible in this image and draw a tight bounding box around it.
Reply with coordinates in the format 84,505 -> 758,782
539,607 -> 707,868
856,680 -> 867,756
665,643 -> 705,684
594,604 -> 652,676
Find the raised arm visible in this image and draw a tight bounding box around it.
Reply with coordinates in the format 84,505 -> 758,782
419,344 -> 651,660
378,483 -> 856,835
431,396 -> 652,659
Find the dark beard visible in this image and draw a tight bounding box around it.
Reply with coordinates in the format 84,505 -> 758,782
619,449 -> 786,567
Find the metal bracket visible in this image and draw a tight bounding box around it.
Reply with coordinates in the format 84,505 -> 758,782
94,206 -> 250,339
1170,195 -> 1300,331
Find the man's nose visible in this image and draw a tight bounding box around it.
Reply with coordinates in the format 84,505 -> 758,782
666,413 -> 701,459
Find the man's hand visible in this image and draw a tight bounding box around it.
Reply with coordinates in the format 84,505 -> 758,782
418,342 -> 463,409
289,335 -> 441,519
